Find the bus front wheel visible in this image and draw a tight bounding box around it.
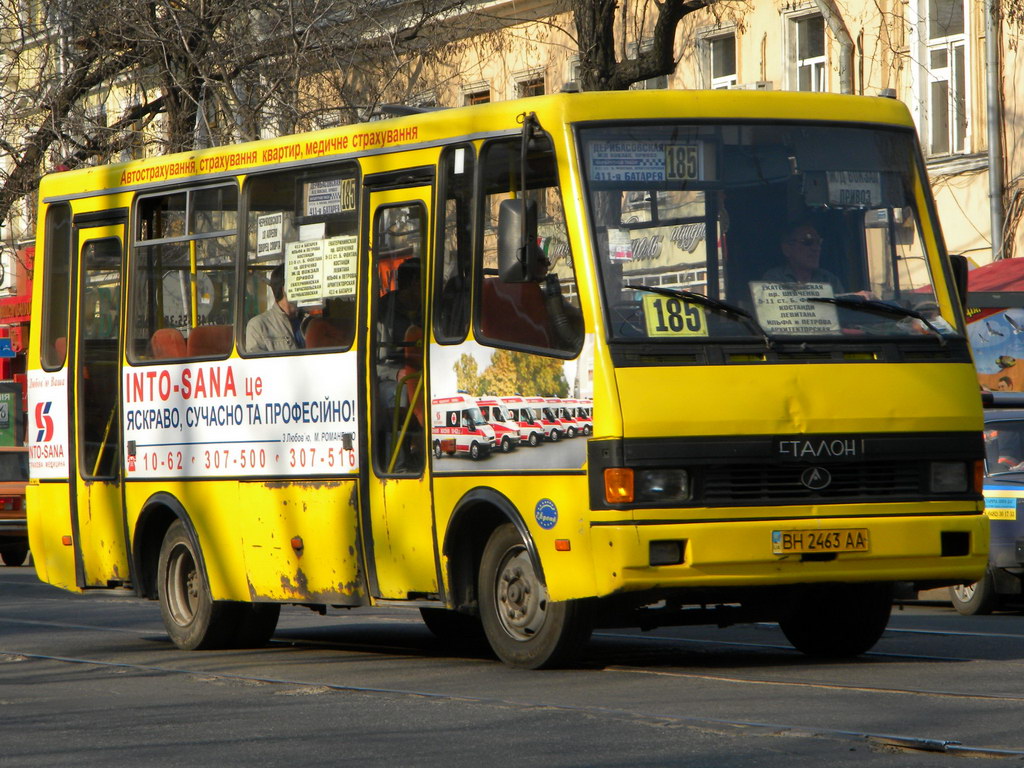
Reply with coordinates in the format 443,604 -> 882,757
478,524 -> 592,669
157,519 -> 238,650
778,582 -> 893,658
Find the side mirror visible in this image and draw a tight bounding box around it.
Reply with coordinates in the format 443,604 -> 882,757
498,198 -> 539,283
949,253 -> 968,308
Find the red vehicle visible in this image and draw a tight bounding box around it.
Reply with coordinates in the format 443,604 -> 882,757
524,396 -> 563,441
0,445 -> 29,566
475,396 -> 521,453
431,394 -> 496,460
498,396 -> 545,447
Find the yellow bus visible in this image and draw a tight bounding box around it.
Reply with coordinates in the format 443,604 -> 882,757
27,90 -> 987,668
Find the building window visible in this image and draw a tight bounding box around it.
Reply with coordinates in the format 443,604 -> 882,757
464,88 -> 490,106
518,77 -> 545,98
925,0 -> 967,155
706,34 -> 737,89
790,14 -> 826,92
568,58 -> 581,90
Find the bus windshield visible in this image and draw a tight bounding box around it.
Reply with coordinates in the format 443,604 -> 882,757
579,121 -> 957,343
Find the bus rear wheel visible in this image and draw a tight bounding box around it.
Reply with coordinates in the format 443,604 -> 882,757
231,603 -> 281,647
779,582 -> 893,658
157,519 -> 238,650
478,523 -> 592,669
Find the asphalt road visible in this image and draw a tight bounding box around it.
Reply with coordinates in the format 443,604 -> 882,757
3,565 -> 1024,767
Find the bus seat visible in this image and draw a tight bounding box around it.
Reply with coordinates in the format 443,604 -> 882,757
151,328 -> 186,359
304,317 -> 350,349
480,278 -> 550,347
186,325 -> 233,357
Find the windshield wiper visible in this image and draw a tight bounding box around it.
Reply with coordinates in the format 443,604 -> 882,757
626,284 -> 773,348
806,295 -> 947,346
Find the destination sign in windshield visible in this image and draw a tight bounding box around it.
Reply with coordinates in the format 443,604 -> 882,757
587,141 -> 715,183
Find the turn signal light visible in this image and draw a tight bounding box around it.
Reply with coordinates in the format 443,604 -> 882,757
973,460 -> 985,494
604,468 -> 634,503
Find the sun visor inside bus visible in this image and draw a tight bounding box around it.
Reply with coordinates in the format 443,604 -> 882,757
717,145 -> 792,186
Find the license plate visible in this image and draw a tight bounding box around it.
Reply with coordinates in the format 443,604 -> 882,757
772,528 -> 870,555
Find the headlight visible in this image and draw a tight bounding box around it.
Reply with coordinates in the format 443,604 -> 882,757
603,468 -> 692,504
930,461 -> 968,493
635,469 -> 691,503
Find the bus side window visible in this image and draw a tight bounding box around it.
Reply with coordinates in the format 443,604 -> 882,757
434,144 -> 474,343
241,163 -> 359,355
41,202 -> 73,370
129,186 -> 239,362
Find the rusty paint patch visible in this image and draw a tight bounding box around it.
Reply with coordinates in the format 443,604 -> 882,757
259,480 -> 346,491
248,571 -> 365,605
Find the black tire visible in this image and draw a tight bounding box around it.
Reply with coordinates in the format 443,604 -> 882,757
549,430 -> 560,442
157,519 -> 238,650
779,582 -> 893,658
478,523 -> 592,669
420,607 -> 487,649
500,436 -> 514,453
567,427 -> 576,438
0,545 -> 28,566
433,441 -> 442,459
231,603 -> 281,647
949,569 -> 1000,616
469,441 -> 481,460
528,432 -> 539,447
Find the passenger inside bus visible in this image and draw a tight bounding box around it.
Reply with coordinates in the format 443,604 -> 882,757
375,256 -> 424,472
986,426 -> 1024,470
245,264 -> 304,353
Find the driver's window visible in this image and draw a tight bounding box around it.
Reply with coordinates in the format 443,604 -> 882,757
477,137 -> 581,354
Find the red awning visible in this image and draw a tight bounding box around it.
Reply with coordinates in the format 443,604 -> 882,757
968,258 -> 1024,292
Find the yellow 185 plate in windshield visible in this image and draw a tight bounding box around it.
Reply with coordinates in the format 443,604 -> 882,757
642,294 -> 708,337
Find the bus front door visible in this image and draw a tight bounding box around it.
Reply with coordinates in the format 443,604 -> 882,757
364,185 -> 439,600
71,221 -> 130,587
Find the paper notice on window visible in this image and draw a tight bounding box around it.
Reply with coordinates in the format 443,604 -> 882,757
826,171 -> 881,207
607,228 -> 633,261
323,236 -> 358,297
750,281 -> 840,335
256,213 -> 283,260
285,240 -> 325,307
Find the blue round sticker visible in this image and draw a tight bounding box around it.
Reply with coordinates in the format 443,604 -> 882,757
535,498 -> 558,530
